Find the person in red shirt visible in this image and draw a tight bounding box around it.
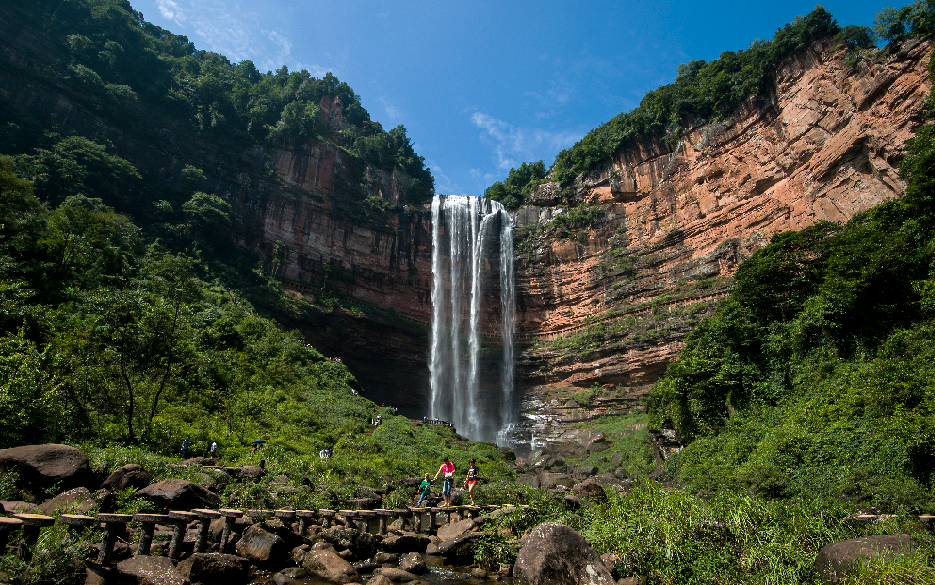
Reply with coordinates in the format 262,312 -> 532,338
433,456 -> 456,507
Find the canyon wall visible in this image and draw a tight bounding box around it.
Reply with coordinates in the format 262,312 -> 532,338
1,4 -> 930,442
505,37 -> 931,451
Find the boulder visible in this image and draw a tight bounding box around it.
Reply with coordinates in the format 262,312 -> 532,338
573,479 -> 608,503
261,518 -> 308,549
373,552 -> 398,564
435,532 -> 486,564
540,473 -> 575,489
436,518 -> 474,542
374,567 -> 419,582
40,487 -> 97,515
814,535 -> 916,584
320,525 -> 379,558
102,464 -> 152,492
367,575 -> 394,585
237,465 -> 266,479
116,555 -> 189,585
562,495 -> 589,510
176,553 -> 250,584
135,479 -> 219,510
182,457 -> 217,467
517,473 -> 540,489
272,567 -> 308,585
302,543 -> 360,584
573,465 -> 598,479
235,524 -> 289,566
380,533 -> 430,553
209,515 -> 247,540
514,522 -> 615,585
0,500 -> 41,514
399,551 -> 427,574
0,444 -> 93,496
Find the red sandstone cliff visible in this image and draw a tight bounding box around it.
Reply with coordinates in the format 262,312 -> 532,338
507,37 -> 932,445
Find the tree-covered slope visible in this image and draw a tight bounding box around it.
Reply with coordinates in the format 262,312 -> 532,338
646,51 -> 935,513
0,0 -> 518,482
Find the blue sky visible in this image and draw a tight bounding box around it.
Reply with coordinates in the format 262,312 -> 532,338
132,0 -> 902,196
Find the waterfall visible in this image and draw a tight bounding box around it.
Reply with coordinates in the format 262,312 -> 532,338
429,195 -> 515,442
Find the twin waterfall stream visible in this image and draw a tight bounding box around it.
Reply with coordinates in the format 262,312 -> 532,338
429,195 -> 516,443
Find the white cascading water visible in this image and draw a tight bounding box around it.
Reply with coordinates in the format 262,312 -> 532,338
430,195 -> 515,442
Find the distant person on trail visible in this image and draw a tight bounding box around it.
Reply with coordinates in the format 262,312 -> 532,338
464,458 -> 479,506
433,456 -> 456,507
181,437 -> 190,459
417,473 -> 432,506
210,441 -> 218,458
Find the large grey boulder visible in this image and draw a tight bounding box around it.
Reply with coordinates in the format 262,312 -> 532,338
135,479 -> 219,510
437,518 -> 474,542
116,555 -> 189,585
320,525 -> 379,558
39,487 -> 97,515
301,542 -> 360,584
235,524 -> 289,566
435,531 -> 486,564
513,522 -> 615,585
0,444 -> 93,496
572,479 -> 607,503
814,535 -> 916,584
540,473 -> 575,489
374,567 -> 419,582
517,474 -> 541,489
176,553 -> 250,584
380,533 -> 430,553
102,464 -> 152,492
398,551 -> 427,574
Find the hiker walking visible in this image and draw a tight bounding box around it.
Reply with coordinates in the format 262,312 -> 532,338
464,458 -> 479,506
433,456 -> 456,507
181,437 -> 190,459
417,473 -> 432,506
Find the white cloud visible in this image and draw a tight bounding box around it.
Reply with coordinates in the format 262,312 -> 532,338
470,112 -> 582,173
374,97 -> 402,124
156,0 -> 181,21
428,162 -> 466,196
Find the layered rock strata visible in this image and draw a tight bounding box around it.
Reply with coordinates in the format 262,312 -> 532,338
506,38 -> 932,450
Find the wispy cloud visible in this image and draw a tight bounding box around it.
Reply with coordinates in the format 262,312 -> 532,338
153,0 -> 328,74
427,161 -> 465,196
375,97 -> 403,124
470,112 -> 583,174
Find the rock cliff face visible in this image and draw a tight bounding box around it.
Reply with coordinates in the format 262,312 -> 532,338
1,5 -> 929,444
505,37 -> 931,453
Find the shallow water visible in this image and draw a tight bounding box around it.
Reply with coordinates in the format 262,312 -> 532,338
251,555 -> 515,585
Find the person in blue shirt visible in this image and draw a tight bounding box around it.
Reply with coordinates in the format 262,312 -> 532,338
181,437 -> 190,459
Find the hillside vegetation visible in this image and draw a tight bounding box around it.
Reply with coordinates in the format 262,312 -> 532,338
647,37 -> 935,514
0,0 -> 511,487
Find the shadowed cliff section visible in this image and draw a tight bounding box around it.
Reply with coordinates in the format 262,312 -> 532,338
0,0 -> 445,413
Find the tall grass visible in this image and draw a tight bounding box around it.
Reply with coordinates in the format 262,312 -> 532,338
580,481 -> 930,585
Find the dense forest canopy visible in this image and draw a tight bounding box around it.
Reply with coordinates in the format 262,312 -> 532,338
0,0 -> 434,206
487,2 -> 935,208
0,0 -> 521,484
